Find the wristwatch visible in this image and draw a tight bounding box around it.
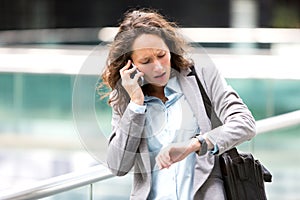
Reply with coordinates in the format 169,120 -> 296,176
194,134 -> 208,156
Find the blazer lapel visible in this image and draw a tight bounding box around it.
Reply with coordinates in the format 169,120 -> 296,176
177,70 -> 211,133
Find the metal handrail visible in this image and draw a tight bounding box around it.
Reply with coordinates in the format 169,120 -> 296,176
1,110 -> 300,200
256,110 -> 300,134
0,165 -> 114,200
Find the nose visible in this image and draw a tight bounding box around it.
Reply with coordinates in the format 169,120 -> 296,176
153,59 -> 163,71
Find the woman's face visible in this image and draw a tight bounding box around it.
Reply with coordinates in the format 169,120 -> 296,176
131,34 -> 171,87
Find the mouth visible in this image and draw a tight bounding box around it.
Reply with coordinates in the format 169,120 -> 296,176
154,72 -> 166,79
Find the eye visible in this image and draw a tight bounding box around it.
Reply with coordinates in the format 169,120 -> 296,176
140,58 -> 150,64
157,51 -> 166,58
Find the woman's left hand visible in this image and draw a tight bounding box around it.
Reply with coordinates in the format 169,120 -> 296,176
155,139 -> 198,169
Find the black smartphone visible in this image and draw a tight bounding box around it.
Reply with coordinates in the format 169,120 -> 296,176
130,63 -> 145,86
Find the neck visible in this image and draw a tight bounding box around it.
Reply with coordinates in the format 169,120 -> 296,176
147,84 -> 167,102
150,85 -> 164,94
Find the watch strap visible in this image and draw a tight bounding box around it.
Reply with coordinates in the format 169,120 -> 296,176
194,134 -> 208,156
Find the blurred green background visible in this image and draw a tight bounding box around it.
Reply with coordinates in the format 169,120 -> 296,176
0,0 -> 299,199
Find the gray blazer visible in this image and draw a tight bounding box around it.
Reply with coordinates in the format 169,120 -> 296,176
106,63 -> 256,199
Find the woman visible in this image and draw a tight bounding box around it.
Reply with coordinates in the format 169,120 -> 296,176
101,8 -> 256,200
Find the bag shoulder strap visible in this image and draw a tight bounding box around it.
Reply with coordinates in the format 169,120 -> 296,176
188,66 -> 212,120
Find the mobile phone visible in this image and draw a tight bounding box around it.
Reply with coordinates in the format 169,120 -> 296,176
131,63 -> 145,86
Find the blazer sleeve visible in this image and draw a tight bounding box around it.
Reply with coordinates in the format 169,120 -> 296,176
106,102 -> 146,176
199,63 -> 256,155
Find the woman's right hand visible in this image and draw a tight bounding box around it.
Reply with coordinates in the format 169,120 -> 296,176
120,60 -> 145,105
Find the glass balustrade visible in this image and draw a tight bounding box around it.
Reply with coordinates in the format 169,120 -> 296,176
0,42 -> 299,199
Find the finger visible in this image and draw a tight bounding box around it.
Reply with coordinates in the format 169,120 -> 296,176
155,159 -> 162,170
156,153 -> 171,169
159,160 -> 171,169
119,60 -> 132,73
156,157 -> 167,169
126,63 -> 139,74
131,63 -> 139,72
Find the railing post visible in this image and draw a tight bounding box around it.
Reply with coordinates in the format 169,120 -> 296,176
89,183 -> 93,200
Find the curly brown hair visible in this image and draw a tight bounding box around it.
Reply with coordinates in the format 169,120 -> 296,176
101,8 -> 193,111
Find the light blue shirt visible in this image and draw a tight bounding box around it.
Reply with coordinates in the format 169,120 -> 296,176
130,75 -> 200,200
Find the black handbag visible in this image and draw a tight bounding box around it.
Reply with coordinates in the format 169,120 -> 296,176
189,66 -> 272,200
220,147 -> 272,200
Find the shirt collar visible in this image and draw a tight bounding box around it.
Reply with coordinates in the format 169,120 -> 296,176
164,71 -> 182,96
